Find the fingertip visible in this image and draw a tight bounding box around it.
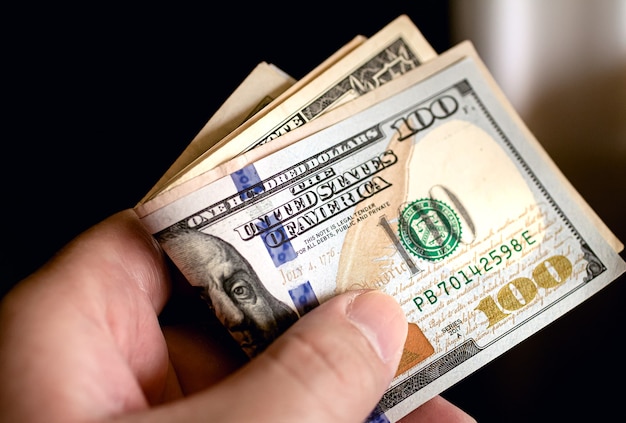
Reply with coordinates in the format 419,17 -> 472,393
346,290 -> 408,369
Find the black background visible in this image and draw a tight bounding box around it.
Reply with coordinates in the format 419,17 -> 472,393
5,3 -> 625,422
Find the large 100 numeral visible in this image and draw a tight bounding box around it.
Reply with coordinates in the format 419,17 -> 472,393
475,255 -> 572,327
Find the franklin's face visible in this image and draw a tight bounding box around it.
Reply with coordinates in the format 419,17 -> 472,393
162,229 -> 298,357
162,230 -> 298,357
199,244 -> 281,357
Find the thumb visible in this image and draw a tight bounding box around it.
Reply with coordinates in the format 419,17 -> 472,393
142,290 -> 407,423
194,289 -> 407,422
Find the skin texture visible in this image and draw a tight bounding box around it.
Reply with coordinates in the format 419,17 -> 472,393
0,209 -> 476,423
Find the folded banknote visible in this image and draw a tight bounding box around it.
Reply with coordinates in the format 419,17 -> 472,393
144,15 -> 437,202
135,34 -> 626,423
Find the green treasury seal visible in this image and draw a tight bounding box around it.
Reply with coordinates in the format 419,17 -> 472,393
399,198 -> 461,261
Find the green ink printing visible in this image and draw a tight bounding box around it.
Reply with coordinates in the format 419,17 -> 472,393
398,198 -> 462,261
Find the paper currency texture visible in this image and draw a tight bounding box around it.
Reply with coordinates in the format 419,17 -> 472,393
147,15 -> 437,200
136,43 -> 626,422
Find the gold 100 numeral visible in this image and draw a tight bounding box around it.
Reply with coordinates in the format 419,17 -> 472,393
475,255 -> 572,327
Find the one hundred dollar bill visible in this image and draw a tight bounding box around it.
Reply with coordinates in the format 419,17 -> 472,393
135,42 -> 626,422
141,62 -> 297,202
142,34 -> 368,203
143,15 -> 437,202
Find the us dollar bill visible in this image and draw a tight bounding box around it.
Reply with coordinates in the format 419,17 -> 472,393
135,42 -> 626,422
142,62 -> 297,202
144,15 -> 437,202
142,34 -> 368,203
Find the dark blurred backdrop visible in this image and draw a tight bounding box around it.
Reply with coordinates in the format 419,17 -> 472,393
4,2 -> 625,422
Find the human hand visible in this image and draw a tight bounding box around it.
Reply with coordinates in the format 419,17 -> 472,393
0,209 -> 475,422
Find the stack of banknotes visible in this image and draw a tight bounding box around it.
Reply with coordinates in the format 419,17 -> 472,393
134,15 -> 626,423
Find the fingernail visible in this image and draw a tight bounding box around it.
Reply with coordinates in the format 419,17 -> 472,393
347,290 -> 407,364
